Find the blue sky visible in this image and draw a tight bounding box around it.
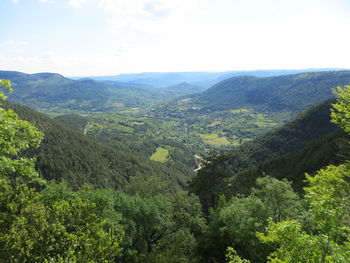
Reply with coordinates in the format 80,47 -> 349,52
1,0 -> 350,76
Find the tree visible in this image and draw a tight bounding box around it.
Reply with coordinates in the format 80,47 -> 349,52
251,176 -> 301,222
258,165 -> 350,262
198,176 -> 301,263
331,85 -> 350,134
226,247 -> 251,263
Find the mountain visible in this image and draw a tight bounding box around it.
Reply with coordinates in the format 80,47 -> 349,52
0,71 -> 112,112
0,71 -> 169,113
190,99 -> 341,210
189,71 -> 350,111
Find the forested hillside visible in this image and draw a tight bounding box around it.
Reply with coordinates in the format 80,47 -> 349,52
190,99 -> 341,210
4,102 -> 195,190
193,71 -> 350,111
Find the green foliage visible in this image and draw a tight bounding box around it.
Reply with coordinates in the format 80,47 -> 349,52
0,80 -> 122,262
251,177 -> 301,222
304,165 -> 350,240
332,85 -> 350,135
112,189 -> 205,263
198,177 -> 302,263
226,247 -> 251,263
258,164 -> 350,262
124,174 -> 172,197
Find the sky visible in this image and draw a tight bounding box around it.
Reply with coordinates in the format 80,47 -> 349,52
1,0 -> 350,76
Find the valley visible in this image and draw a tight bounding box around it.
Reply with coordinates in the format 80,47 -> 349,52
2,69 -> 350,262
3,69 -> 350,173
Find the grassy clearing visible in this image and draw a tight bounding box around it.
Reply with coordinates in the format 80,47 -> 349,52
230,108 -> 250,114
205,137 -> 231,146
150,147 -> 169,163
199,133 -> 219,140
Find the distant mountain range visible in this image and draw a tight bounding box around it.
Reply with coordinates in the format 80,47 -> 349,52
72,68 -> 346,89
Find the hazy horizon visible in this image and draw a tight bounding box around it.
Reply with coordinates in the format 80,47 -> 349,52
1,0 -> 350,76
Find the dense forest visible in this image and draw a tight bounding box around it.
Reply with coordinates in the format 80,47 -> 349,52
1,69 -> 350,262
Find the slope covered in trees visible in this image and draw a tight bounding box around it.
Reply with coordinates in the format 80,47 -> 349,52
193,85 -> 350,263
193,71 -> 350,111
190,99 -> 341,210
4,102 -> 195,190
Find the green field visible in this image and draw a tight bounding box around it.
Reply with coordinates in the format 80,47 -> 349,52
150,147 -> 169,163
230,108 -> 250,114
199,133 -> 219,140
205,137 -> 231,146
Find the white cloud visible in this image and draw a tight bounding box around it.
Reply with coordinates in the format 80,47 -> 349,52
10,0 -> 19,3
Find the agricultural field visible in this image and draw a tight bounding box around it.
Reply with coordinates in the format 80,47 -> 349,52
150,147 -> 169,163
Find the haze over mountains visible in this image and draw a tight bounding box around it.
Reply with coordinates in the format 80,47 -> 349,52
72,68 -> 344,89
